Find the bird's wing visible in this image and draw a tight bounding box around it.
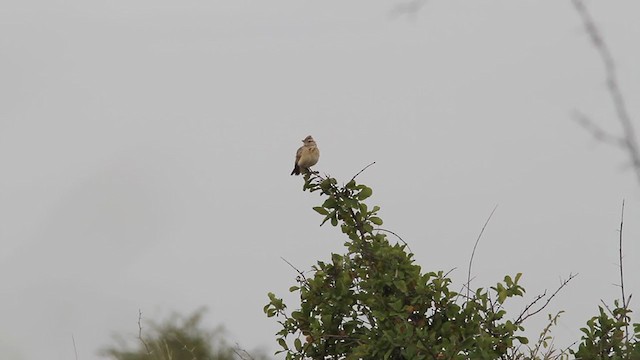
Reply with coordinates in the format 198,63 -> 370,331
295,145 -> 304,165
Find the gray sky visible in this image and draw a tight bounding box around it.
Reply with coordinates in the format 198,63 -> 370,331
1,1 -> 639,359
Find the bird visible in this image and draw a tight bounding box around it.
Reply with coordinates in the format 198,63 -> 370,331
291,135 -> 320,176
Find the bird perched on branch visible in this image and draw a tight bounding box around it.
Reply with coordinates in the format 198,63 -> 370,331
291,135 -> 320,176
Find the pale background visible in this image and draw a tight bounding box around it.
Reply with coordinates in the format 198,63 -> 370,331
1,1 -> 639,359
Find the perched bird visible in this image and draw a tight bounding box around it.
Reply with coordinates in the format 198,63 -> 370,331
291,135 -> 320,176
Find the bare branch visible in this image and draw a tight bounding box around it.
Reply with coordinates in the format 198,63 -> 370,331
573,111 -> 627,148
350,162 -> 376,182
600,299 -> 615,317
572,0 -> 640,186
233,343 -> 256,360
515,273 -> 577,325
72,334 -> 79,360
617,199 -> 629,342
443,267 -> 457,279
374,227 -> 413,253
280,257 -> 308,283
466,204 -> 498,300
138,309 -> 152,356
618,200 -> 626,308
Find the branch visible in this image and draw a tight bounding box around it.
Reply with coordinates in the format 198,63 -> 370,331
515,273 -> 577,325
72,334 -> 79,360
617,199 -> 629,342
466,204 -> 498,300
617,199 -> 626,309
233,343 -> 256,360
280,257 -> 308,283
529,311 -> 564,359
138,309 -> 152,356
573,111 -> 626,148
572,0 -> 640,186
350,162 -> 376,182
374,227 -> 413,253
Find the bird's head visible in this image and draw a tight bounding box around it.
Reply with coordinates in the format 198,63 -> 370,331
302,135 -> 315,144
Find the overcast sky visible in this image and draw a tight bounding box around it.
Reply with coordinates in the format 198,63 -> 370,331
1,1 -> 639,359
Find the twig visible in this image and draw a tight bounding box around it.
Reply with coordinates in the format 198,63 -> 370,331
572,0 -> 640,186
350,162 -> 376,182
138,309 -> 152,356
517,291 -> 547,322
600,299 -> 615,317
72,334 -> 79,360
374,228 -> 413,253
560,340 -> 580,358
232,343 -> 256,360
515,273 -> 577,325
573,111 -> 627,148
529,311 -> 562,359
617,199 -> 629,342
443,267 -> 457,279
618,200 -> 626,308
466,204 -> 498,300
281,257 -> 308,282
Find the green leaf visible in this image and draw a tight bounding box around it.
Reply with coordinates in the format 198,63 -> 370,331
514,272 -> 522,283
498,290 -> 507,304
370,216 -> 383,226
322,197 -> 337,208
291,311 -> 303,320
313,206 -> 329,215
395,280 -> 408,294
294,338 -> 302,352
357,186 -> 373,200
320,211 -> 336,226
278,338 -> 289,351
359,202 -> 368,215
391,298 -> 404,311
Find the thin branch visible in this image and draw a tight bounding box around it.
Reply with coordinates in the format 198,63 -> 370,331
529,311 -> 564,359
350,162 -> 376,182
515,273 -> 577,325
280,257 -> 308,283
572,0 -> 640,186
617,199 -> 629,342
560,340 -> 580,358
443,267 -> 457,279
618,199 -> 626,309
573,111 -> 627,148
138,309 -> 152,356
466,204 -> 498,300
516,291 -> 547,322
374,228 -> 413,253
72,334 -> 79,360
233,343 -> 256,360
600,299 -> 615,317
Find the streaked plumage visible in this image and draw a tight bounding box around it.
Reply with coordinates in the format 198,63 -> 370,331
291,135 -> 320,175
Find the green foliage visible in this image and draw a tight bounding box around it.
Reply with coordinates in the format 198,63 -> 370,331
269,172 -> 640,359
571,301 -> 640,359
102,309 -> 263,360
266,173 -> 535,359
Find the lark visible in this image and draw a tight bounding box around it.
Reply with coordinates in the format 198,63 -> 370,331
291,135 -> 320,176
